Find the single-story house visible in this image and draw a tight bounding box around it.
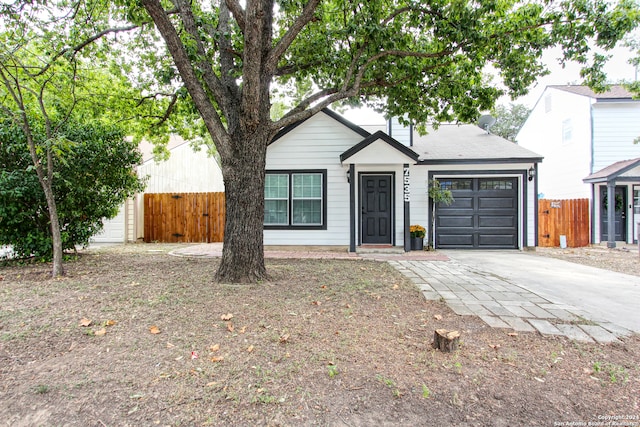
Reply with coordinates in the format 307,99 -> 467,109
265,109 -> 543,251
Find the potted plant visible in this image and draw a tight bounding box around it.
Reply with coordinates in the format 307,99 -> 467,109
409,224 -> 426,250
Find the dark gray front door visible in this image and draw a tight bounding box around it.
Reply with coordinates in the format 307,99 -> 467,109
600,186 -> 627,241
361,175 -> 393,244
435,177 -> 518,249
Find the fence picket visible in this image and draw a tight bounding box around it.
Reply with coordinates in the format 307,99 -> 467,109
537,199 -> 590,247
144,192 -> 225,243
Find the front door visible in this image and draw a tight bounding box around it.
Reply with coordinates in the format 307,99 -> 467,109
600,186 -> 627,242
361,174 -> 393,244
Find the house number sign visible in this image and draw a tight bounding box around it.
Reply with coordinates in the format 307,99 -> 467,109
403,167 -> 410,202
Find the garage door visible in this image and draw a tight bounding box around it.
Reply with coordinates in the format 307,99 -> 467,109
435,177 -> 518,249
91,206 -> 125,243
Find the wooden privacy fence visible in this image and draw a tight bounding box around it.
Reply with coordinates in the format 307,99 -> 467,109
538,198 -> 590,247
144,192 -> 225,243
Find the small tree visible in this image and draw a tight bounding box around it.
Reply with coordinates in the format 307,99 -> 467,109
490,104 -> 531,142
428,179 -> 454,250
0,118 -> 146,260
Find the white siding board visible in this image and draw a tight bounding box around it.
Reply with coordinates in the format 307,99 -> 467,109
265,112 -> 365,246
140,142 -> 224,193
592,103 -> 640,172
517,87 -> 593,199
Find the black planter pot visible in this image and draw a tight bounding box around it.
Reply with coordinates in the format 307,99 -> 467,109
410,237 -> 424,251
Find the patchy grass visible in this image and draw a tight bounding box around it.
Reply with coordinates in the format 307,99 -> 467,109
0,244 -> 638,426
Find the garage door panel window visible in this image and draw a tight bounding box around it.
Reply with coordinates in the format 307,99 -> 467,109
440,179 -> 472,191
265,171 -> 326,229
479,179 -> 514,190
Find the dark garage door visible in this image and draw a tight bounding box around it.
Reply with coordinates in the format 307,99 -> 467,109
435,178 -> 518,249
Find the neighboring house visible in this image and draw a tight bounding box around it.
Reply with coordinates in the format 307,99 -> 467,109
265,109 -> 542,251
517,85 -> 640,246
91,135 -> 224,243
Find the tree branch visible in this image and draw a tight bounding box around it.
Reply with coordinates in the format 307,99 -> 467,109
224,0 -> 246,33
140,0 -> 232,159
36,25 -> 141,77
265,0 -> 321,74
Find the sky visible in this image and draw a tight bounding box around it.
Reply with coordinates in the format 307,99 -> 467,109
343,44 -> 639,126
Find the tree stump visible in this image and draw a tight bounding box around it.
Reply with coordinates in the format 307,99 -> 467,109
433,329 -> 461,352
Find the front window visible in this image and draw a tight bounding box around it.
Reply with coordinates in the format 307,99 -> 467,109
264,170 -> 326,229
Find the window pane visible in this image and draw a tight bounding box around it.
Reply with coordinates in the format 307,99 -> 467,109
292,200 -> 321,225
265,174 -> 289,199
440,179 -> 471,190
293,173 -> 321,198
264,200 -> 288,224
479,179 -> 513,190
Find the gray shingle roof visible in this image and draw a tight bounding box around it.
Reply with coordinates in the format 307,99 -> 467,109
584,157 -> 640,182
550,85 -> 635,100
412,124 -> 543,163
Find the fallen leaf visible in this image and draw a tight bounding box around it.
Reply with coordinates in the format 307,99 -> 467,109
94,328 -> 107,336
507,332 -> 518,337
489,344 -> 501,350
226,322 -> 234,332
191,351 -> 199,360
209,344 -> 220,353
239,326 -> 247,334
247,345 -> 254,353
311,301 -> 321,306
433,314 -> 443,321
79,318 -> 92,327
345,303 -> 351,308
149,325 -> 161,334
392,284 -> 399,290
279,333 -> 290,343
105,320 -> 117,327
210,356 -> 224,362
221,313 -> 233,321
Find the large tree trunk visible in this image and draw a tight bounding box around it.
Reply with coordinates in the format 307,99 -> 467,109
215,130 -> 269,283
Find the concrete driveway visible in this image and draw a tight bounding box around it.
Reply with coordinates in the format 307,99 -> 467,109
441,250 -> 640,335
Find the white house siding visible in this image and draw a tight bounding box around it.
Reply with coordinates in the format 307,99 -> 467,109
591,102 -> 640,172
139,143 -> 224,193
388,116 -> 412,146
408,166 -> 430,236
264,112 -> 364,246
517,87 -> 593,199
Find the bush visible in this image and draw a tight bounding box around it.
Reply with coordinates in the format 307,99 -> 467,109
0,119 -> 146,260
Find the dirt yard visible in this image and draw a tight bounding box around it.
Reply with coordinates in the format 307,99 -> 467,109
0,244 -> 638,426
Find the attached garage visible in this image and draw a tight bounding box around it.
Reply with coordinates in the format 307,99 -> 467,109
434,177 -> 518,249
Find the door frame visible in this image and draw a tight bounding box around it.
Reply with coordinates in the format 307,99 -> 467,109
359,172 -> 395,245
600,185 -> 627,242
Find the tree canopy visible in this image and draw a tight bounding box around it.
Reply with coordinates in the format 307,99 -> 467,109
490,103 -> 531,142
3,0 -> 640,281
